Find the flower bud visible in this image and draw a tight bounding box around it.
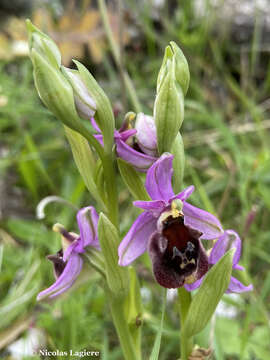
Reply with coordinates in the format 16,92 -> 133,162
26,19 -> 61,69
154,42 -> 189,155
135,113 -> 158,157
157,42 -> 190,96
169,41 -> 190,96
72,60 -> 115,152
62,67 -> 96,120
154,60 -> 184,154
31,49 -> 84,134
156,45 -> 173,93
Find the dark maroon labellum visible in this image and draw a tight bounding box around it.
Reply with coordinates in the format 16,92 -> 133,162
162,215 -> 199,276
47,249 -> 66,279
148,214 -> 205,289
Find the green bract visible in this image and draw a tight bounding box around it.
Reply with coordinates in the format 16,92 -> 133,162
98,213 -> 129,295
64,126 -> 106,209
183,248 -> 235,337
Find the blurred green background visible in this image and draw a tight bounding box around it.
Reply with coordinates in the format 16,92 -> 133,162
0,0 -> 270,359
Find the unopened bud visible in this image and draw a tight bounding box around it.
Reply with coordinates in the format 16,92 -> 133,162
72,60 -> 115,151
157,42 -> 190,96
135,113 -> 157,156
154,61 -> 184,154
26,19 -> 61,69
170,41 -> 190,96
31,49 -> 84,134
62,67 -> 96,120
154,42 -> 189,154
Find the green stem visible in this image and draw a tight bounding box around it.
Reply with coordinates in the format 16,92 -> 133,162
109,295 -> 139,360
98,0 -> 142,113
102,151 -> 119,228
178,287 -> 193,360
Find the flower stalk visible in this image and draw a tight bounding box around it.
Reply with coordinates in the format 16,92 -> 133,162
108,294 -> 140,360
178,287 -> 193,360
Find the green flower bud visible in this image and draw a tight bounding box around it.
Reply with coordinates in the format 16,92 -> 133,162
72,60 -> 115,152
170,41 -> 190,96
31,49 -> 84,134
154,42 -> 189,154
157,42 -> 190,96
154,58 -> 184,154
62,67 -> 97,121
156,45 -> 173,93
26,19 -> 61,69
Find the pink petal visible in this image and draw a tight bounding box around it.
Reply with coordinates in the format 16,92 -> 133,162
37,253 -> 83,300
170,185 -> 195,202
135,113 -> 157,156
184,277 -> 204,291
119,129 -> 137,142
145,153 -> 174,201
209,230 -> 241,268
115,137 -> 157,172
133,200 -> 165,215
226,276 -> 253,293
118,212 -> 157,266
76,206 -> 100,251
90,117 -> 101,132
183,202 -> 223,240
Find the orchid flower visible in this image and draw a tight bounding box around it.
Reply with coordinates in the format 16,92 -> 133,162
37,206 -> 100,300
118,153 -> 252,292
92,113 -> 158,171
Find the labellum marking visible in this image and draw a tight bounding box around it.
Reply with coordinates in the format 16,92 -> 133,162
162,215 -> 199,276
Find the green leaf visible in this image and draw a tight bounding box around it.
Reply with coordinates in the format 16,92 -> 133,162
64,126 -> 106,209
184,249 -> 234,337
98,213 -> 129,295
18,134 -> 55,195
6,218 -> 54,249
117,158 -> 150,201
149,288 -> 167,360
